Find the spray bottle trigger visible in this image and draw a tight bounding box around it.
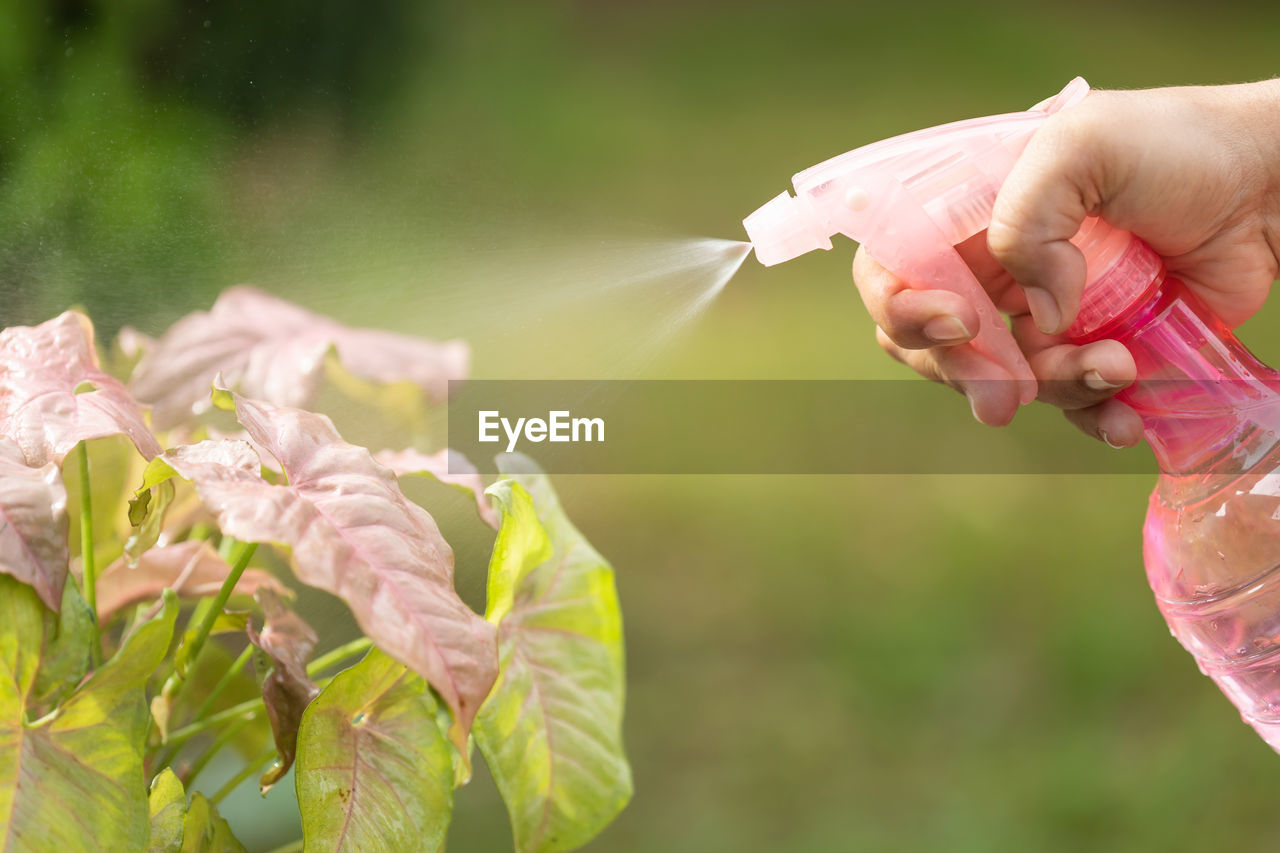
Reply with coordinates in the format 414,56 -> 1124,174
857,178 -> 1038,406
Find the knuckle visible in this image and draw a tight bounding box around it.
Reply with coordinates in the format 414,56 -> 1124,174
1036,96 -> 1112,160
875,304 -> 927,351
1034,370 -> 1098,412
985,208 -> 1039,266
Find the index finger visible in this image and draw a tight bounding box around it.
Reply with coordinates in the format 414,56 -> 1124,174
987,108 -> 1098,334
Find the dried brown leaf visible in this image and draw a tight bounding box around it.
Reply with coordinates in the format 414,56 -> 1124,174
247,588 -> 320,792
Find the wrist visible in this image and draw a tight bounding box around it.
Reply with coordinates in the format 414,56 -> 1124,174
1225,78 -> 1280,253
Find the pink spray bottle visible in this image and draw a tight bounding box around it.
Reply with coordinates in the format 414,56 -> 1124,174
744,77 -> 1280,751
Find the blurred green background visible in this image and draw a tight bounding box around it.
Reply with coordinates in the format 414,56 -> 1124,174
8,0 -> 1280,850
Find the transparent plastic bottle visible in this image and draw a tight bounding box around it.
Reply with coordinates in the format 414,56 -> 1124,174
1066,223 -> 1280,750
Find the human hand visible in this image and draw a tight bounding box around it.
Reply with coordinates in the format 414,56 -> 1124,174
854,80 -> 1280,446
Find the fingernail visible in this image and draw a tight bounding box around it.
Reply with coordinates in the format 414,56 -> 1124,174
966,390 -> 992,426
1083,369 -> 1124,392
968,392 -> 983,423
924,314 -> 971,344
1023,287 -> 1062,334
1098,429 -> 1126,450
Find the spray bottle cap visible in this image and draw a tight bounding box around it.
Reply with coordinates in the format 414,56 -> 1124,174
1066,215 -> 1163,340
744,78 -> 1155,403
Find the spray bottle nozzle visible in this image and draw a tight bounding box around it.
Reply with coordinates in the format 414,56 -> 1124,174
743,191 -> 833,266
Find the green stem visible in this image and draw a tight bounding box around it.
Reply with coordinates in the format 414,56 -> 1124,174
158,541 -> 259,705
76,442 -> 100,662
183,715 -> 253,788
184,541 -> 258,672
308,637 -> 373,675
191,643 -> 255,727
210,745 -> 275,805
164,697 -> 261,753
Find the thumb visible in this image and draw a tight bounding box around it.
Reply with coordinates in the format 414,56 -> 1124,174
988,111 -> 1102,335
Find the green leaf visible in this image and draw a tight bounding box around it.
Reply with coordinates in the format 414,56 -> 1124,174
0,578 -> 178,853
209,382 -> 236,413
180,794 -> 245,853
124,457 -> 180,565
128,485 -> 153,527
137,457 -> 180,493
145,770 -> 246,853
295,648 -> 454,853
474,463 -> 631,853
126,480 -> 174,563
30,578 -> 95,709
147,770 -> 187,853
482,477 -> 551,628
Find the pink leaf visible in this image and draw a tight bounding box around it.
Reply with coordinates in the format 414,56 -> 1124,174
375,447 -> 500,529
130,286 -> 469,430
0,438 -> 70,611
204,425 -> 283,475
161,395 -> 498,750
95,540 -> 289,621
332,327 -> 469,396
247,588 -> 320,793
0,311 -> 161,466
